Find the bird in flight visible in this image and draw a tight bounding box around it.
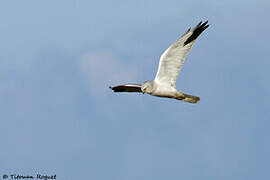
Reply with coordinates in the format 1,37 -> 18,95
110,21 -> 209,103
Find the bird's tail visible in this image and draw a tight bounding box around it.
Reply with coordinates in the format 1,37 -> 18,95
176,92 -> 200,103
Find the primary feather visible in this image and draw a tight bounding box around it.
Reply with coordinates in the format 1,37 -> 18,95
109,84 -> 142,93
155,21 -> 209,87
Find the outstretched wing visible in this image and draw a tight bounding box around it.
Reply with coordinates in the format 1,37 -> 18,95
110,84 -> 142,93
154,21 -> 209,87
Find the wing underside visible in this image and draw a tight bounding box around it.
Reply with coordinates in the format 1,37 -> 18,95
110,84 -> 142,93
154,21 -> 209,87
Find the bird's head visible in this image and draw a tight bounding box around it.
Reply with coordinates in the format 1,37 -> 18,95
141,81 -> 152,94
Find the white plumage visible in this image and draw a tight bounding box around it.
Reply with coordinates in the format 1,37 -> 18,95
110,21 -> 209,103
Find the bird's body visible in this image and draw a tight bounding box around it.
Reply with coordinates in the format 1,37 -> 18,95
110,21 -> 209,103
143,80 -> 176,97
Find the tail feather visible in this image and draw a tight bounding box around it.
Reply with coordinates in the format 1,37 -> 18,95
176,92 -> 200,103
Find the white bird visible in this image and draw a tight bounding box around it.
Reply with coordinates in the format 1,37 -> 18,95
110,21 -> 209,103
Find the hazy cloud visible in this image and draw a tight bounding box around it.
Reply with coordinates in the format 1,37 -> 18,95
78,51 -> 139,98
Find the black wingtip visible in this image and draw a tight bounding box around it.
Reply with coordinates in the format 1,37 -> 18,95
110,86 -> 117,92
201,21 -> 208,26
183,20 -> 209,46
185,27 -> 191,34
109,86 -> 116,92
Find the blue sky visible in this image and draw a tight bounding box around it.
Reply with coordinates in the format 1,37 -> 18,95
0,0 -> 269,180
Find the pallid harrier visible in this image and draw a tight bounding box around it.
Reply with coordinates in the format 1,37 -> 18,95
110,21 -> 209,103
